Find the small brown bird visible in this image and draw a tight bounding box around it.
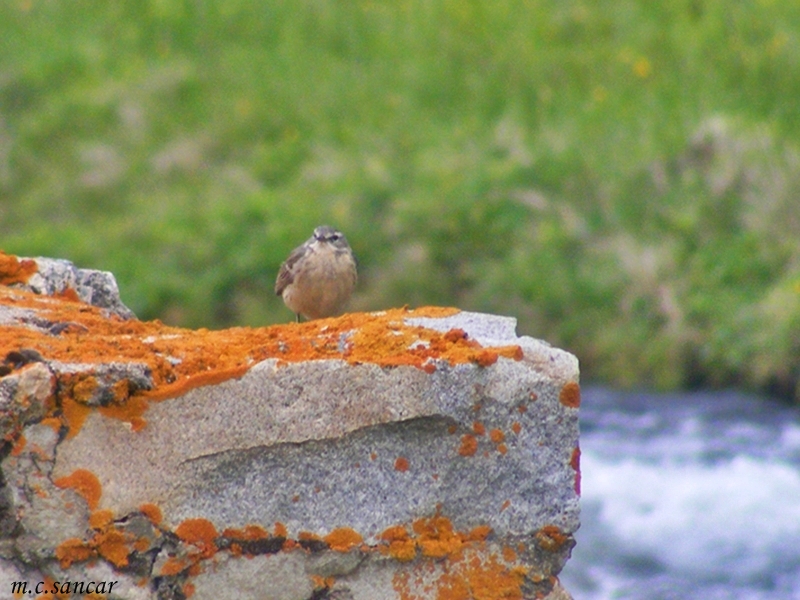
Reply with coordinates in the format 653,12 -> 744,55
275,225 -> 357,321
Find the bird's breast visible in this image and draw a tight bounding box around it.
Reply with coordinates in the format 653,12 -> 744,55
283,245 -> 356,319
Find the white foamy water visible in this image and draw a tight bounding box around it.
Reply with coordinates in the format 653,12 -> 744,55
560,388 -> 800,600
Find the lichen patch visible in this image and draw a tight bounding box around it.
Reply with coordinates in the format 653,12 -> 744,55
1,276 -> 522,440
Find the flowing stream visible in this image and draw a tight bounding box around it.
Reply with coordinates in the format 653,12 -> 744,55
559,387 -> 800,600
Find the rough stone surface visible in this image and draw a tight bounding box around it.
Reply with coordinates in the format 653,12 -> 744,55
0,253 -> 580,599
0,362 -> 54,434
7,255 -> 135,320
191,553 -> 314,600
54,354 -> 578,540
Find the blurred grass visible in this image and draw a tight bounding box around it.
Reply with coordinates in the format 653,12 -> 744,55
1,0 -> 799,400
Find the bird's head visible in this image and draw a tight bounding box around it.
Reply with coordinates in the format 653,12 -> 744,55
313,225 -> 349,249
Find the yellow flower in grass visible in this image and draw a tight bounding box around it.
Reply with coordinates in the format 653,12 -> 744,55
633,57 -> 652,79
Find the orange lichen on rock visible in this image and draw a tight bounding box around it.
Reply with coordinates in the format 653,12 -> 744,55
55,538 -> 95,569
311,575 -> 336,590
95,528 -> 132,567
56,511 -> 536,599
346,314 -> 522,371
298,531 -> 322,542
379,525 -> 417,562
175,518 -> 219,558
324,527 -> 363,552
282,538 -> 299,551
53,468 -> 102,510
10,433 -> 26,456
379,518 -> 494,565
70,375 -> 99,404
0,252 -> 38,285
394,456 -> 410,472
139,503 -> 163,525
559,381 -> 581,408
511,422 -> 522,435
413,516 -> 464,559
55,518 -> 135,569
97,394 -> 150,431
134,537 -> 151,553
489,429 -> 505,444
458,434 -> 479,457
466,525 -> 492,542
144,364 -> 252,402
472,421 -> 486,436
55,286 -> 81,303
59,396 -> 92,440
535,525 -> 569,553
274,522 -> 288,538
1,278 -> 522,439
392,548 -> 528,600
463,555 -> 528,600
89,509 -> 114,530
443,328 -> 468,342
159,556 -> 191,576
222,524 -> 269,541
471,350 -> 499,367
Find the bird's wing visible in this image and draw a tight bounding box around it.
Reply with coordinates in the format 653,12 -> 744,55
274,244 -> 307,295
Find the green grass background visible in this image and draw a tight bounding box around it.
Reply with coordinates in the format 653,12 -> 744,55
2,0 -> 799,400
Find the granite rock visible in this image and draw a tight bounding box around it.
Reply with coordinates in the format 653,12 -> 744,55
0,253 -> 580,599
4,254 -> 135,320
